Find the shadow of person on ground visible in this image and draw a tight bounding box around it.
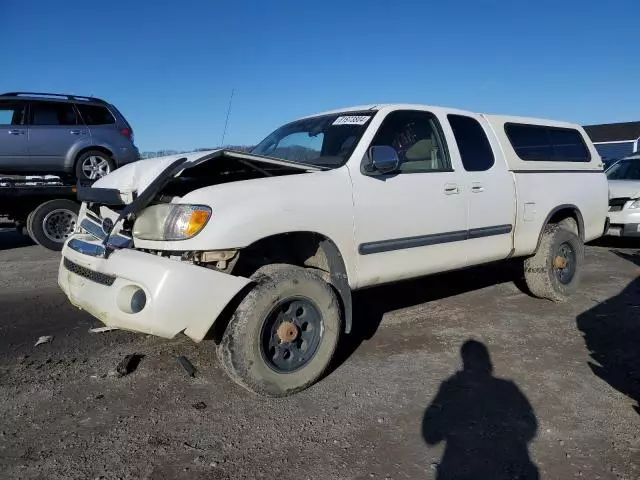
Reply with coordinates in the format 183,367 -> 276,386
577,250 -> 640,415
324,260 -> 529,378
422,340 -> 539,480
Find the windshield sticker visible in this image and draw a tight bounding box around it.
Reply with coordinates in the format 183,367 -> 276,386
332,115 -> 372,126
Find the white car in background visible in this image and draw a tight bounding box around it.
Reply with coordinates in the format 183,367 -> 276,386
605,154 -> 640,237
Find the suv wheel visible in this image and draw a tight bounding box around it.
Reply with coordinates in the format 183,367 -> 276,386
76,150 -> 115,181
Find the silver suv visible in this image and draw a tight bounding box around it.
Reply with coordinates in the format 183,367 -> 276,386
0,92 -> 139,181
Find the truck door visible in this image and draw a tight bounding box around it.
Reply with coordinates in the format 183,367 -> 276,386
27,101 -> 87,172
0,100 -> 29,170
446,113 -> 516,265
350,109 -> 469,288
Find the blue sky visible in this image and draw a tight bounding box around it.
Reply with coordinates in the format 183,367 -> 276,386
1,0 -> 638,152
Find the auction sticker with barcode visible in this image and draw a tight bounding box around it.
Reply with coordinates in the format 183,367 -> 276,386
332,115 -> 371,126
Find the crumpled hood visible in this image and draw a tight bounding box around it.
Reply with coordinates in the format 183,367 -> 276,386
90,149 -> 320,204
608,179 -> 640,199
91,150 -> 220,197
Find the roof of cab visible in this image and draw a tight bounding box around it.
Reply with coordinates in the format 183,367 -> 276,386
295,103 -> 581,129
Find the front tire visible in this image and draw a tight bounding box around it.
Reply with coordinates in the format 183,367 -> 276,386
217,265 -> 342,397
524,224 -> 584,302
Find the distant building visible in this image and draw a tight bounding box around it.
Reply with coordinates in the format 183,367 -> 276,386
583,121 -> 640,160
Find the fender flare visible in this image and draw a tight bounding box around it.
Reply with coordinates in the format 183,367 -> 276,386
65,142 -> 115,170
318,238 -> 353,334
535,204 -> 585,251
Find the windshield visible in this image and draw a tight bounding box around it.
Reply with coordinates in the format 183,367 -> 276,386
250,112 -> 375,168
606,159 -> 640,180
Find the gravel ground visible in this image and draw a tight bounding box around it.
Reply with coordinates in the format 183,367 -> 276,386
0,230 -> 638,479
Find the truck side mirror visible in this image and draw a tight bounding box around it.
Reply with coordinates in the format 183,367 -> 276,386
364,145 -> 400,175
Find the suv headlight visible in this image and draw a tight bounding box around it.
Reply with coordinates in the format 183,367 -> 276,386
133,204 -> 211,240
629,199 -> 640,209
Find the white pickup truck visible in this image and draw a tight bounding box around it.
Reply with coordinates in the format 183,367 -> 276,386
58,104 -> 608,396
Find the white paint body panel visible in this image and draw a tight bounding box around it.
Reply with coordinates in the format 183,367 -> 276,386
511,172 -> 608,255
447,112 -> 516,265
133,167 -> 359,286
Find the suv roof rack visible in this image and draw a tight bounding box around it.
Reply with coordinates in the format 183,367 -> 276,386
0,92 -> 108,104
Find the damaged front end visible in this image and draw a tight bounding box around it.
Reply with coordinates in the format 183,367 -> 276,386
58,149 -> 317,341
73,149 -> 318,258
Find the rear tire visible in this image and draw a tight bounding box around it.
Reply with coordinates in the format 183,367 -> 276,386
217,265 -> 342,397
75,150 -> 115,181
28,199 -> 80,251
524,224 -> 584,302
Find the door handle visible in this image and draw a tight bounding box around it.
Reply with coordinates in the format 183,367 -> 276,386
8,129 -> 25,135
69,129 -> 88,135
444,183 -> 459,195
471,183 -> 484,193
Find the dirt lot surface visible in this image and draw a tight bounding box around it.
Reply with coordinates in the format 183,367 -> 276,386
0,230 -> 638,479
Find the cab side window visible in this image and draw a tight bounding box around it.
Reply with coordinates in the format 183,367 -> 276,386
370,110 -> 451,172
448,114 -> 495,172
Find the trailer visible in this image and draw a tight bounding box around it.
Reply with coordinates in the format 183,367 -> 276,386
0,174 -> 80,251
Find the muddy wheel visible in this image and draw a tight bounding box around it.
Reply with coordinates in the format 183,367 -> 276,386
558,217 -> 579,237
28,199 -> 79,251
524,224 -> 584,302
217,265 -> 342,397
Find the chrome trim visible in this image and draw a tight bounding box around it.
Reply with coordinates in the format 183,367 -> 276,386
68,238 -> 106,257
80,217 -> 132,248
80,217 -> 106,240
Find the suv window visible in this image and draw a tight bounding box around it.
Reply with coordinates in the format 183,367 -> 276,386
30,102 -> 78,126
371,110 -> 450,172
0,101 -> 26,125
76,104 -> 115,125
448,114 -> 495,171
505,123 -> 591,162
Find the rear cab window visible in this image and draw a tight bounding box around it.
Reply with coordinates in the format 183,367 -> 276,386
448,114 -> 495,171
76,104 -> 116,125
505,123 -> 591,162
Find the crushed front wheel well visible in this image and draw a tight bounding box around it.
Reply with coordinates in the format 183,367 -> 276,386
233,232 -> 353,333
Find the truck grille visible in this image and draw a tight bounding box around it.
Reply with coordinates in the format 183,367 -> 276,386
63,258 -> 116,286
608,197 -> 629,212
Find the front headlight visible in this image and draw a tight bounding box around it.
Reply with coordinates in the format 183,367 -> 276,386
628,199 -> 640,209
133,204 -> 212,241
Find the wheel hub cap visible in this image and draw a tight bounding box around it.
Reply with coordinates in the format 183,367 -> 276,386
82,156 -> 111,180
277,321 -> 299,343
553,255 -> 568,269
260,297 -> 323,373
553,242 -> 576,285
42,209 -> 78,243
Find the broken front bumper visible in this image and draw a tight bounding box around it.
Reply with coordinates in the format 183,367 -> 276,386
58,236 -> 250,342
